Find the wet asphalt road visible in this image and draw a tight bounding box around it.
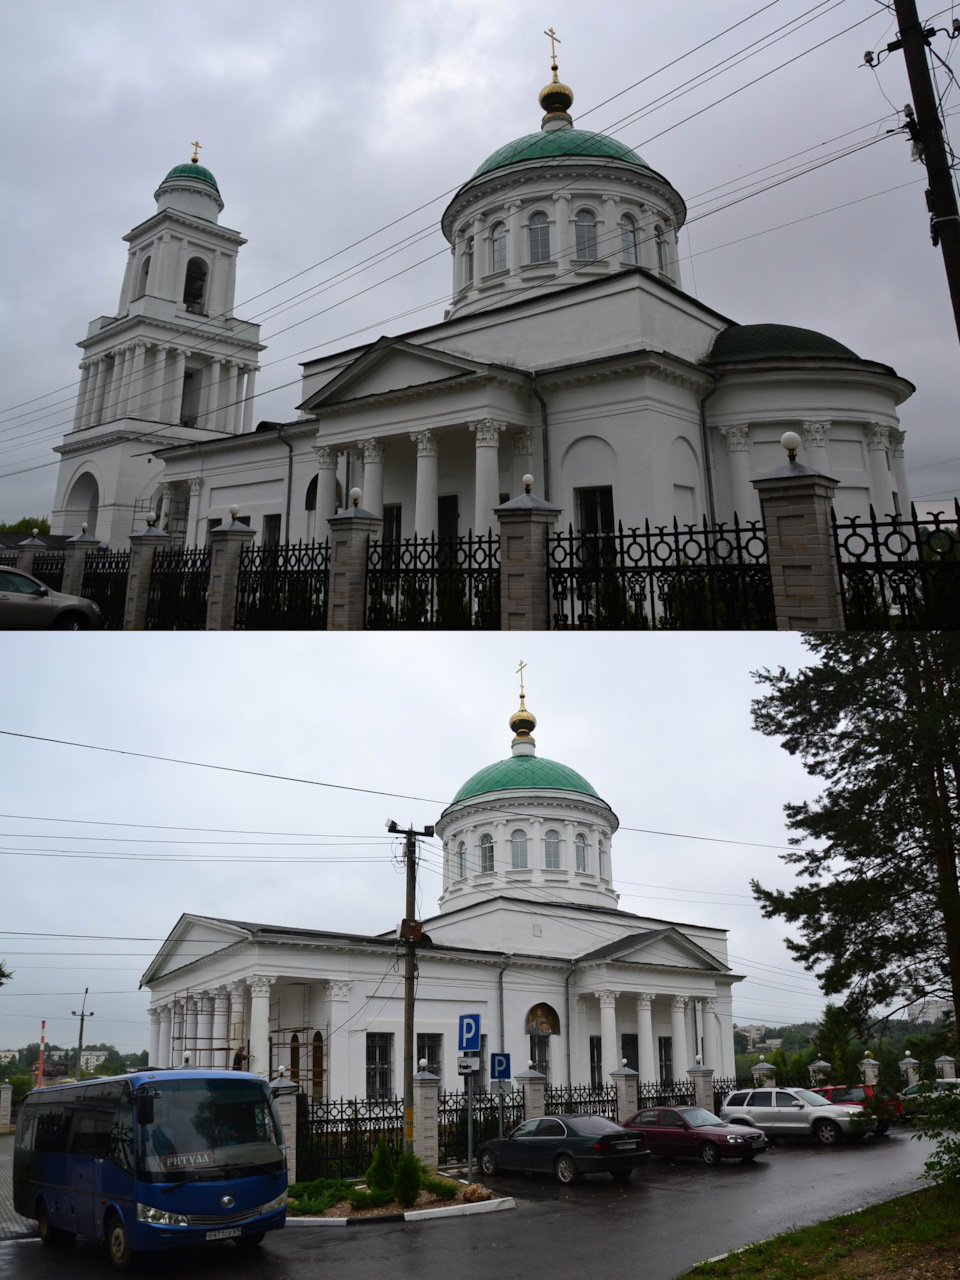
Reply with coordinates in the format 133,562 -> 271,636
0,1131 -> 935,1280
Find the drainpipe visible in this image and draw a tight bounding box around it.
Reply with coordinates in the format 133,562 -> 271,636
565,960 -> 575,1087
699,372 -> 720,526
276,426 -> 294,545
498,956 -> 512,1053
528,372 -> 551,502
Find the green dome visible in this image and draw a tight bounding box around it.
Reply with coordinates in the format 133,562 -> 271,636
472,128 -> 650,179
451,755 -> 603,804
162,161 -> 220,192
709,324 -> 859,364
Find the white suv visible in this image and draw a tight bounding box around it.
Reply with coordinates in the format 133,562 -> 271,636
720,1086 -> 872,1146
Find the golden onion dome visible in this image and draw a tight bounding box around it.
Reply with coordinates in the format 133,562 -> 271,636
539,74 -> 574,116
510,695 -> 537,740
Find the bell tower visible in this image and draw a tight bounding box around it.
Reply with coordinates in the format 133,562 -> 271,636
50,148 -> 264,544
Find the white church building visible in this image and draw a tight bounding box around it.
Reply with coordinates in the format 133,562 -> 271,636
52,59 -> 914,548
142,692 -> 743,1096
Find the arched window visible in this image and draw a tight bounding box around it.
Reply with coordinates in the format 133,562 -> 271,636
528,212 -> 551,264
655,226 -> 668,274
311,1031 -> 324,1098
575,209 -> 598,260
464,236 -> 474,285
290,1033 -> 300,1083
136,256 -> 151,299
575,833 -> 588,873
480,833 -> 494,874
620,215 -> 639,264
490,222 -> 507,273
183,257 -> 208,314
544,830 -> 561,870
511,829 -> 528,869
526,1003 -> 560,1082
456,841 -> 468,879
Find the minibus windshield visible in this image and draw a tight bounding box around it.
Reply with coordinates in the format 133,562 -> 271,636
136,1078 -> 284,1183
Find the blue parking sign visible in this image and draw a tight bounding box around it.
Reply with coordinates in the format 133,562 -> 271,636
458,1014 -> 481,1053
491,1052 -> 511,1080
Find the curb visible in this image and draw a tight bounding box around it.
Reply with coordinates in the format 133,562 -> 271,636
287,1196 -> 517,1227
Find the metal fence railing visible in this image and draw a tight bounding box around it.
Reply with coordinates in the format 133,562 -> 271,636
30,551 -> 66,594
81,549 -> 131,630
294,1094 -> 405,1182
145,547 -> 211,630
235,540 -> 330,630
437,1089 -> 524,1166
545,1084 -> 619,1120
365,531 -> 500,630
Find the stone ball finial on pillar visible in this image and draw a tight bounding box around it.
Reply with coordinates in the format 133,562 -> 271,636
780,430 -> 801,461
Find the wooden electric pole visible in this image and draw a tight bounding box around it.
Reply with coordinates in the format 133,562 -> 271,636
72,988 -> 94,1079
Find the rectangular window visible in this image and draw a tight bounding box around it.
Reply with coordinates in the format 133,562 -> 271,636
262,513 -> 282,546
416,1033 -> 443,1085
658,1036 -> 673,1084
511,831 -> 528,869
575,486 -> 615,536
529,219 -> 551,264
530,1033 -> 550,1082
383,504 -> 402,544
621,1033 -> 639,1074
544,830 -> 561,870
366,1032 -> 394,1100
589,1036 -> 603,1089
480,837 -> 495,874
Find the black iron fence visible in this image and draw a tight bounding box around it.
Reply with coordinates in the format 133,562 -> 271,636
0,551 -> 17,567
235,540 -> 331,630
437,1089 -> 524,1166
81,549 -> 131,630
30,552 -> 66,594
295,1094 -> 404,1182
145,547 -> 211,630
365,532 -> 500,629
636,1080 -> 698,1109
548,518 -> 775,630
545,1084 -> 619,1120
833,502 -> 960,629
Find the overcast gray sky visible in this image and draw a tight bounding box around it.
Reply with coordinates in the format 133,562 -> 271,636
0,0 -> 958,525
0,633 -> 834,1056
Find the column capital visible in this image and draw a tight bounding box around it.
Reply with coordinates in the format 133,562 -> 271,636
513,428 -> 534,456
595,989 -> 620,1008
312,444 -> 338,469
247,975 -> 275,998
672,995 -> 687,1012
328,979 -> 352,1001
636,992 -> 653,1012
888,426 -> 906,458
704,996 -> 718,1014
867,423 -> 890,451
801,419 -> 832,447
719,424 -> 750,452
147,1007 -> 160,1024
228,980 -> 247,1001
469,419 -> 507,446
188,476 -> 202,496
411,429 -> 437,458
359,438 -> 384,464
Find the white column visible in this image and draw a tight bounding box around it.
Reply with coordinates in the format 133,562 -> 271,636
116,345 -> 136,417
247,976 -> 275,1078
72,362 -> 94,431
229,367 -> 246,433
184,997 -> 199,1066
204,359 -> 223,431
596,990 -> 619,1082
867,423 -> 897,518
327,980 -> 351,1098
148,1008 -> 161,1067
506,200 -> 522,272
88,358 -> 108,428
513,429 -> 534,497
158,482 -> 174,533
670,996 -> 688,1078
196,994 -> 214,1068
801,420 -> 833,479
601,194 -> 620,265
360,440 -> 384,517
185,476 -> 202,548
889,428 -> 910,511
229,981 -> 247,1069
129,342 -> 148,417
241,367 -> 258,433
719,425 -> 755,521
636,993 -> 656,1084
170,1000 -> 184,1067
470,418 -> 505,534
212,989 -> 230,1069
149,346 -> 169,421
104,348 -> 127,420
221,361 -> 240,433
313,444 -> 339,534
411,429 -> 439,536
703,997 -> 721,1070
172,349 -> 188,424
158,1004 -> 172,1068
555,193 -> 572,263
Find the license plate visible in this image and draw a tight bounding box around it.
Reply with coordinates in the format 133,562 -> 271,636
616,1142 -> 638,1150
205,1228 -> 243,1241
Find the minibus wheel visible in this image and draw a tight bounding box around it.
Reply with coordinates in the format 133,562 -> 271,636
37,1201 -> 73,1248
105,1212 -> 136,1271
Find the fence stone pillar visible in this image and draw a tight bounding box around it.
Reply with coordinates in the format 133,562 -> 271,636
495,478 -> 562,630
899,1053 -> 920,1088
808,1059 -> 832,1086
413,1064 -> 440,1170
687,1063 -> 715,1112
123,520 -> 169,630
206,509 -> 256,630
751,1056 -> 777,1088
611,1063 -> 639,1120
752,435 -> 844,630
859,1054 -> 880,1086
326,494 -> 382,631
61,526 -> 102,597
15,531 -> 46,577
935,1054 -> 957,1079
0,1083 -> 12,1134
270,1071 -> 300,1181
517,1065 -> 547,1119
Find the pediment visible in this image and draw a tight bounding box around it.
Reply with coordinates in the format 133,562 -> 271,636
577,928 -> 727,972
141,913 -> 251,985
298,337 -> 496,412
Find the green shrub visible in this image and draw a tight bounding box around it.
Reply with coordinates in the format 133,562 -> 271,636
346,1187 -> 395,1210
422,1174 -> 458,1201
9,1076 -> 33,1105
365,1136 -> 396,1193
287,1177 -> 353,1214
393,1149 -> 421,1209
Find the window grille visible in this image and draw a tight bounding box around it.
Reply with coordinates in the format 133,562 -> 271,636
589,1036 -> 603,1089
366,1032 -> 393,1100
530,1033 -> 550,1080
416,1033 -> 443,1084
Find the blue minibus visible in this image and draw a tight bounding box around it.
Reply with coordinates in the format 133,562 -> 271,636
13,1069 -> 288,1269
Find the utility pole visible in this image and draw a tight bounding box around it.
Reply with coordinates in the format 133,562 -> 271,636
72,988 -> 94,1079
886,0 -> 960,342
386,819 -> 435,1153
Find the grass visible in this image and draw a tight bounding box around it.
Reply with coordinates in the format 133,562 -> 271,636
683,1184 -> 960,1280
287,1172 -> 461,1216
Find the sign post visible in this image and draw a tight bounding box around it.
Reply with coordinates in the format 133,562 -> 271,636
491,1052 -> 511,1138
458,1015 -> 481,1180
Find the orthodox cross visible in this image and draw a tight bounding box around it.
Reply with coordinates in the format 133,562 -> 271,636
543,27 -> 561,62
516,659 -> 527,698
191,140 -> 203,162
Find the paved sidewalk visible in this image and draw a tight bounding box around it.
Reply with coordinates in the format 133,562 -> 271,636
0,1134 -> 35,1240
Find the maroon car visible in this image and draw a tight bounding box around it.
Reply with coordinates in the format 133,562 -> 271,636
623,1105 -> 768,1165
810,1084 -> 902,1131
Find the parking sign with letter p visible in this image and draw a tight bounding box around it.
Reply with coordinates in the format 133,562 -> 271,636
458,1014 -> 481,1053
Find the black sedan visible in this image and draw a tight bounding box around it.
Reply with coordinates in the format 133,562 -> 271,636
477,1114 -> 651,1184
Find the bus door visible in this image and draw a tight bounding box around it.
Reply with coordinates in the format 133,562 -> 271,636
88,1082 -> 136,1238
68,1088 -> 100,1237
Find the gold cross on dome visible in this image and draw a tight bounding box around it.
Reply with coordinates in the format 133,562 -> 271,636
516,659 -> 527,697
190,140 -> 203,162
544,27 -> 561,61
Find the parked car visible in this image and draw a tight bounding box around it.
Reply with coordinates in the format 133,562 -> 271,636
720,1086 -> 874,1145
0,567 -> 102,629
900,1079 -> 960,1116
810,1084 -> 903,1130
477,1114 -> 651,1184
621,1105 -> 768,1164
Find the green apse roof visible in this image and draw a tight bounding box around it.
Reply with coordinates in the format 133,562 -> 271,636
709,323 -> 859,364
472,129 -> 650,179
451,755 -> 603,804
162,161 -> 220,192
